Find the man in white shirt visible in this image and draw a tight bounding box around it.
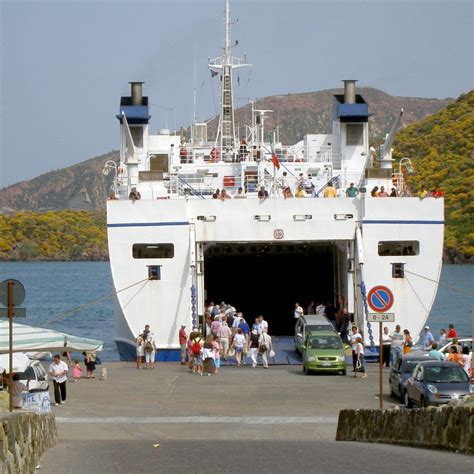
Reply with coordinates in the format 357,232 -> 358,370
389,325 -> 404,365
316,303 -> 325,316
48,354 -> 69,406
258,331 -> 272,369
349,326 -> 362,372
294,303 -> 303,319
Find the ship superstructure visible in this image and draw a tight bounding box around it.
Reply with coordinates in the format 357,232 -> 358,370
106,1 -> 444,361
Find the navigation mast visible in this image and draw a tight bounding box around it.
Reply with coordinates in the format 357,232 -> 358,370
209,0 -> 250,153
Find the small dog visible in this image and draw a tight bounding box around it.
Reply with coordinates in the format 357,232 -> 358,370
99,367 -> 107,381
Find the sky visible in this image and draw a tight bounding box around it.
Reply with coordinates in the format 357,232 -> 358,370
0,0 -> 472,187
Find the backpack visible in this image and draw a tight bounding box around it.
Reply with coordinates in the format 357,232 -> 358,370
144,338 -> 154,353
192,339 -> 201,355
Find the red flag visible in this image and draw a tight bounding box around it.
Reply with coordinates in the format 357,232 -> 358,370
272,154 -> 280,169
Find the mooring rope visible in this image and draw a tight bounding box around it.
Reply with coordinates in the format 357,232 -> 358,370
43,277 -> 150,327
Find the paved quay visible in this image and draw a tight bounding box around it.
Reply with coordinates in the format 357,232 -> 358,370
41,362 -> 473,473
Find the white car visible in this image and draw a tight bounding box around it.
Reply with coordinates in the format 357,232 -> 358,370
438,338 -> 472,358
0,353 -> 49,392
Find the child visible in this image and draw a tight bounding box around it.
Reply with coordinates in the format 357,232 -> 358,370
11,374 -> 28,409
72,360 -> 83,382
212,335 -> 221,374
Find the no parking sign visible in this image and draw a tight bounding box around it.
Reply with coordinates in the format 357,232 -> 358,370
367,286 -> 394,313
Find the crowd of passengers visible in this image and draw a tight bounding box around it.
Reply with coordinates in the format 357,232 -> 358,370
208,176 -> 444,200
183,302 -> 274,375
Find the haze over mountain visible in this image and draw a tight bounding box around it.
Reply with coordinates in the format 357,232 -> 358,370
0,87 -> 452,212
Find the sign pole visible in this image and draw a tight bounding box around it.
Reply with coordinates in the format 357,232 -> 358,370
8,281 -> 14,413
379,321 -> 383,409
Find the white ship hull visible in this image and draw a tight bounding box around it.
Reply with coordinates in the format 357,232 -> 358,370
108,197 -> 443,360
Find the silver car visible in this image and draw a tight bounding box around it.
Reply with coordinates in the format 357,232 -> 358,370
294,314 -> 335,353
403,360 -> 473,408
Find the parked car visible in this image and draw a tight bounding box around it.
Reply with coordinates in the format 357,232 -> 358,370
412,337 -> 472,356
0,353 -> 49,392
437,338 -> 472,357
301,331 -> 346,375
403,360 -> 473,408
294,315 -> 335,353
389,352 -> 440,399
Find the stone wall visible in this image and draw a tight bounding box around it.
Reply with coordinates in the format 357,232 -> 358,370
336,406 -> 474,454
0,412 -> 57,473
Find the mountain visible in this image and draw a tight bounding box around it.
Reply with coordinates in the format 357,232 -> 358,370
207,87 -> 453,145
0,87 -> 452,212
0,151 -> 118,213
393,90 -> 474,263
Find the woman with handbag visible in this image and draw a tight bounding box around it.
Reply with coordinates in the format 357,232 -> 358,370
248,329 -> 260,368
353,337 -> 367,379
258,331 -> 272,369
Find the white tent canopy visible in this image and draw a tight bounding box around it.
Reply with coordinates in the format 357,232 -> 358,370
0,321 -> 103,354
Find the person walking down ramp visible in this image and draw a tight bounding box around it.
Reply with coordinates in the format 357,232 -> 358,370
143,332 -> 156,369
258,331 -> 272,369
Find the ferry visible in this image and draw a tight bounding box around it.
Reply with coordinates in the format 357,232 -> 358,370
105,0 -> 444,361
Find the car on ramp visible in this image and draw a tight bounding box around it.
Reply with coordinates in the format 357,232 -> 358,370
301,331 -> 346,375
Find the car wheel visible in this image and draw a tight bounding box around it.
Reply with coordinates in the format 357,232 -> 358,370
341,370 -> 346,376
303,364 -> 307,374
404,390 -> 413,408
420,396 -> 427,408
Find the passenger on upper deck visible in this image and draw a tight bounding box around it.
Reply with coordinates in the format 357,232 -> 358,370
220,189 -> 232,200
345,183 -> 359,198
323,182 -> 337,198
378,186 -> 389,197
430,187 -> 443,198
370,186 -> 379,197
257,186 -> 269,200
129,187 -> 141,201
210,147 -> 220,163
179,144 -> 189,163
295,185 -> 305,198
390,187 -> 397,197
418,187 -> 428,199
233,187 -> 246,199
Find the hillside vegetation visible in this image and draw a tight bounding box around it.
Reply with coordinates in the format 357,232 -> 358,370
0,211 -> 108,261
393,90 -> 474,262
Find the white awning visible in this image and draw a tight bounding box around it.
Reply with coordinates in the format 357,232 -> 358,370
0,321 -> 103,354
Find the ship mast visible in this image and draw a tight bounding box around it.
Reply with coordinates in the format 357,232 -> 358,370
209,0 -> 250,153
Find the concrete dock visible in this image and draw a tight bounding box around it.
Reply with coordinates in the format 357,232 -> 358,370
41,363 -> 473,473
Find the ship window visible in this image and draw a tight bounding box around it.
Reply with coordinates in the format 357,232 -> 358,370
346,124 -> 363,146
130,126 -> 143,148
378,241 -> 419,256
133,244 -> 174,259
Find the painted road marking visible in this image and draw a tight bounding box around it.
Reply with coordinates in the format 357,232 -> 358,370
56,416 -> 337,424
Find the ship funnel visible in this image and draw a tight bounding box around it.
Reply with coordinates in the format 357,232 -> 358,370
342,80 -> 357,104
130,82 -> 144,106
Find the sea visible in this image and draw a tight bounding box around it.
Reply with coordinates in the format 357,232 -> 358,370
0,262 -> 472,361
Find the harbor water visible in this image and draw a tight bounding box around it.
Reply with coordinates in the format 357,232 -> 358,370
0,262 -> 472,361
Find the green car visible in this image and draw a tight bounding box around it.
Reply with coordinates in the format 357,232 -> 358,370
302,331 -> 347,375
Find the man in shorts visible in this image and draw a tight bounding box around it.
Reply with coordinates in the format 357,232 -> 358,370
217,321 -> 232,360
